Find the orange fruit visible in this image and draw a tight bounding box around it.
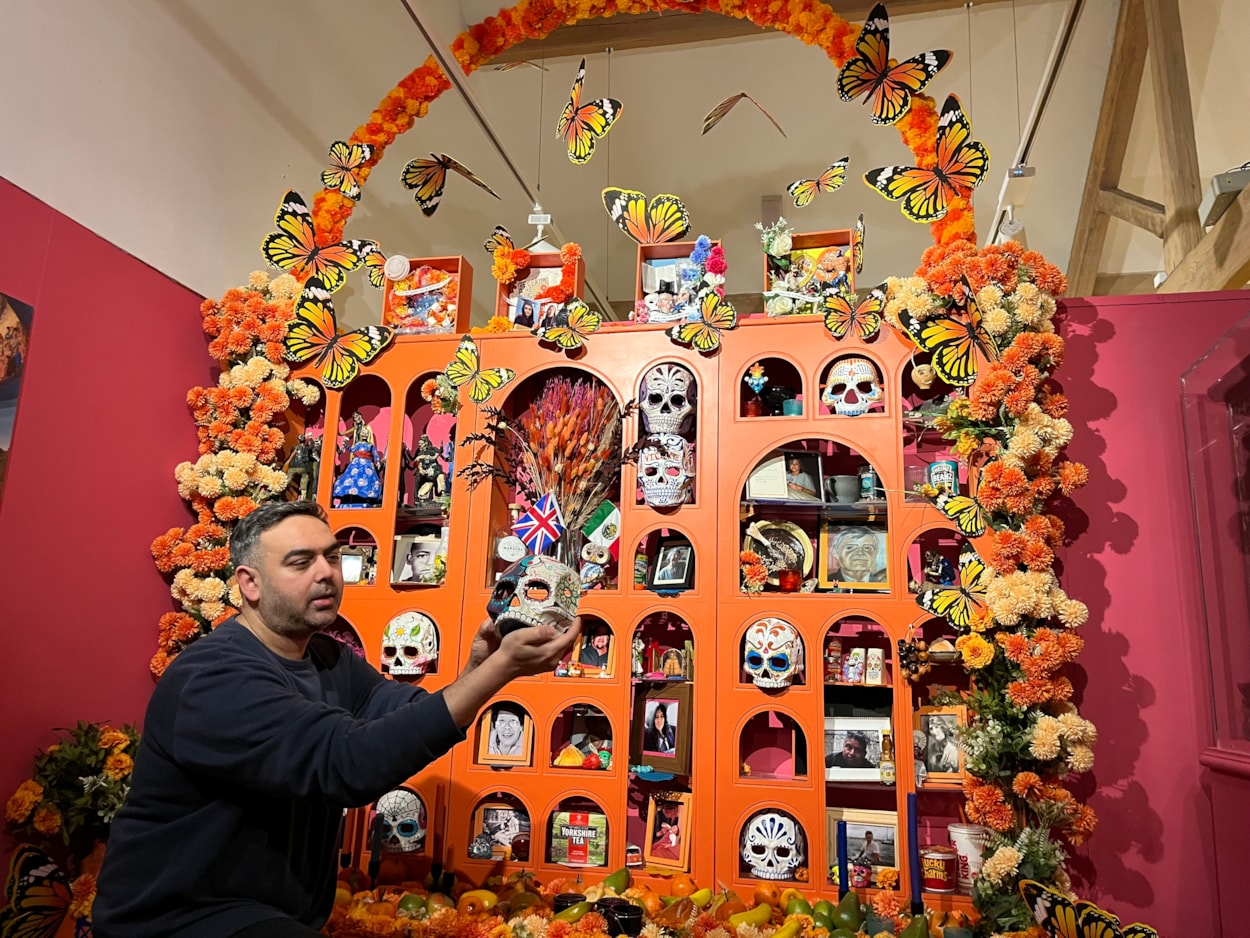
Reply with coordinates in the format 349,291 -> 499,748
364,901 -> 397,918
670,873 -> 697,897
637,889 -> 664,917
753,881 -> 784,908
716,899 -> 748,922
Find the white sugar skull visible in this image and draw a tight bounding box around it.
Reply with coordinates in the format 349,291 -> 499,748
640,363 -> 696,434
487,555 -> 582,636
637,434 -> 696,507
381,612 -> 439,676
374,787 -> 427,852
742,617 -> 804,689
741,810 -> 804,880
822,357 -> 884,417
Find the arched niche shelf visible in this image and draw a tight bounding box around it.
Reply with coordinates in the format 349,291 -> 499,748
466,791 -> 532,863
332,374 -> 392,509
816,351 -> 888,418
379,609 -> 440,680
324,615 -> 365,661
737,807 -> 808,882
821,615 -> 893,688
554,614 -> 616,679
544,795 -> 610,868
738,437 -> 888,594
629,527 -> 696,595
738,710 -> 809,782
397,372 -> 458,515
472,700 -> 535,770
283,376 -> 326,501
630,610 -> 694,682
738,356 -> 804,418
334,525 -> 378,587
737,616 -> 807,691
548,703 -> 614,772
904,526 -> 976,594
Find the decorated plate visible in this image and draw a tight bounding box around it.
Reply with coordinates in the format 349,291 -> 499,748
743,520 -> 814,586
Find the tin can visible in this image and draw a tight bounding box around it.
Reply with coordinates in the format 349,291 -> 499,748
919,844 -> 959,892
858,465 -> 881,500
927,460 -> 960,494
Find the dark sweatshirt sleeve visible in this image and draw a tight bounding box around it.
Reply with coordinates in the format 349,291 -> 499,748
169,655 -> 464,806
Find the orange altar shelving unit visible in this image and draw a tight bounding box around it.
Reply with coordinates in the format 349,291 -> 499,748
296,291 -> 974,912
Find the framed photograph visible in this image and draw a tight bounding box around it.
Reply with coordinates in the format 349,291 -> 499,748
742,520 -> 814,586
631,682 -> 693,775
476,703 -> 534,767
470,801 -> 531,860
818,522 -> 889,591
392,534 -> 447,586
826,807 -> 898,886
572,621 -> 614,676
644,791 -> 693,871
340,551 -> 366,584
824,715 -> 891,782
648,537 -> 695,590
915,705 -> 968,786
746,453 -> 788,500
781,450 -> 824,503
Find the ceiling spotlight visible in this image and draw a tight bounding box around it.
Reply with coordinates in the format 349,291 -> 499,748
996,208 -> 1028,248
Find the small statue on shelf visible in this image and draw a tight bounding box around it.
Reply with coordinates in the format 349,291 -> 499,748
284,432 -> 320,502
414,433 -> 447,504
910,549 -> 956,592
398,442 -> 419,507
331,413 -> 383,509
579,542 -> 610,590
632,635 -> 645,678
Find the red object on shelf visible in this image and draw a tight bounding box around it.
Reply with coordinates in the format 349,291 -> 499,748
777,568 -> 802,592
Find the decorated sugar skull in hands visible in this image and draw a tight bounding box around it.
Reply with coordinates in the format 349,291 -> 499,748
487,555 -> 582,636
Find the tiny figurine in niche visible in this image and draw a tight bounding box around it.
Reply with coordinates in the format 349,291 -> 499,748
632,635 -> 646,677
284,432 -> 321,502
579,541 -> 611,590
413,433 -> 447,504
921,550 -> 957,590
331,413 -> 384,508
398,442 -> 418,506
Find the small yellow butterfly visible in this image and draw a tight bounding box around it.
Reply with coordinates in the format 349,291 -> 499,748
444,334 -> 517,405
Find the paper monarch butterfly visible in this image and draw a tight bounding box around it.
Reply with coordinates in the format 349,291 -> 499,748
666,291 -> 739,353
444,334 -> 517,405
916,546 -> 989,630
350,240 -> 386,289
936,489 -> 990,538
533,298 -> 603,351
0,844 -> 72,938
823,287 -> 885,341
852,213 -> 866,275
556,57 -> 622,165
1018,880 -> 1159,938
283,278 -> 394,389
400,154 -> 500,218
260,190 -> 363,294
483,225 -> 514,256
320,140 -> 374,201
863,94 -> 990,223
838,2 -> 952,125
787,158 -> 849,209
898,276 -> 1000,387
601,188 -> 691,245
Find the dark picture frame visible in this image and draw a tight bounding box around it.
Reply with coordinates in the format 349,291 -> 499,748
631,682 -> 693,775
780,449 -> 824,503
647,536 -> 695,591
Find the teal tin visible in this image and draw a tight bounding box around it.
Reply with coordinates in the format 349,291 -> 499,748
927,460 -> 960,494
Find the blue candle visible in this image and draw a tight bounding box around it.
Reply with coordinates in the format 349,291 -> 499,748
907,793 -> 923,913
837,820 -> 849,900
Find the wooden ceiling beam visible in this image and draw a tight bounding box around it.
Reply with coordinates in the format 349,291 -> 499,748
1095,187 -> 1165,238
490,3 -> 1011,64
1142,0 -> 1203,270
1066,0 -> 1147,297
1156,184 -> 1250,293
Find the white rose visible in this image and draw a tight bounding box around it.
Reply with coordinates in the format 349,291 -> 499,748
766,295 -> 794,315
770,232 -> 793,256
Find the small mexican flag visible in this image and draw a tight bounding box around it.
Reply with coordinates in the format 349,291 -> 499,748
581,500 -> 621,560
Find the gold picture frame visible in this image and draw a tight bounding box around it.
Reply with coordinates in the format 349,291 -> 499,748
817,521 -> 890,591
475,703 -> 534,767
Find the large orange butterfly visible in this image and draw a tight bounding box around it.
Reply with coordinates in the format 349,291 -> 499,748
787,158 -> 849,208
556,57 -> 622,165
863,94 -> 990,222
401,154 -> 500,218
852,213 -> 866,275
602,188 -> 690,245
898,275 -> 999,386
667,291 -> 738,353
261,190 -> 363,294
838,3 -> 952,125
321,140 -> 373,201
0,845 -> 72,938
823,287 -> 884,341
284,279 -> 394,388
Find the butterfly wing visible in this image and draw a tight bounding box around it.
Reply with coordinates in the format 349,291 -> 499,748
643,194 -> 691,243
818,158 -> 850,194
401,156 -> 448,217
898,309 -> 983,386
868,50 -> 952,124
556,59 -> 622,164
0,846 -> 71,938
849,290 -> 884,340
822,294 -> 854,339
838,3 -> 891,106
1078,909 -> 1129,938
918,547 -> 988,628
853,213 -> 866,275
483,225 -> 514,255
787,178 -> 820,209
701,92 -> 786,136
440,154 -> 501,200
668,292 -> 737,353
261,190 -> 362,292
937,492 -> 988,538
445,335 -> 482,390
320,325 -> 394,389
349,240 -> 386,289
535,298 -> 602,350
284,279 -> 338,366
936,94 -> 990,192
602,188 -> 650,244
864,164 -> 955,223
1020,880 -> 1083,938
1120,926 -> 1159,938
321,140 -> 373,200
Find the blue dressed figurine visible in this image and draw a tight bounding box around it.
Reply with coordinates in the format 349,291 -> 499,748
331,412 -> 383,508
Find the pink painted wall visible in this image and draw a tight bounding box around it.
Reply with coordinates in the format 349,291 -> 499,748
1059,290 -> 1250,938
0,178 -> 209,864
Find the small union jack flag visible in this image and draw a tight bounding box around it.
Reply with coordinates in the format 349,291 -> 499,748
512,492 -> 565,554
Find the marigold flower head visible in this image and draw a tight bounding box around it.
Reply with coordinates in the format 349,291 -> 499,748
5,780 -> 43,824
32,804 -> 61,835
956,633 -> 995,668
104,752 -> 134,780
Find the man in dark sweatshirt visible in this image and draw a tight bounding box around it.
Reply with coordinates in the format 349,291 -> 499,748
94,500 -> 580,937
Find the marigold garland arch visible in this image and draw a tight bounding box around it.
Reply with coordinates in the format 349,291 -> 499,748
309,0 -> 976,249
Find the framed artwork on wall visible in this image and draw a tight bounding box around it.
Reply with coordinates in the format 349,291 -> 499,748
644,791 -> 692,871
631,682 -> 693,775
915,705 -> 968,786
476,703 -> 534,767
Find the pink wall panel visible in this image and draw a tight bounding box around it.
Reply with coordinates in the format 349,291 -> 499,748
1060,290 -> 1250,938
0,178 -> 210,852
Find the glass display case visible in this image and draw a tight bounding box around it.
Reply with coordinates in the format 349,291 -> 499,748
1181,309 -> 1250,753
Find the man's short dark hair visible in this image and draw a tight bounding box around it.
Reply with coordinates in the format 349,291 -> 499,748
845,731 -> 869,749
229,500 -> 328,569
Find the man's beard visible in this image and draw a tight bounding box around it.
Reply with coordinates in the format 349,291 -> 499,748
259,586 -> 339,638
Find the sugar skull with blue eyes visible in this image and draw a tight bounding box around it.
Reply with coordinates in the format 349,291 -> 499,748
374,787 -> 427,853
743,617 -> 804,689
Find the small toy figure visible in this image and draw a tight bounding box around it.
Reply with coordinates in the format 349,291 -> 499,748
413,433 -> 447,504
814,247 -> 850,294
632,635 -> 646,677
917,550 -> 956,591
398,442 -> 418,506
579,542 -> 610,590
284,432 -> 320,502
331,414 -> 383,508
